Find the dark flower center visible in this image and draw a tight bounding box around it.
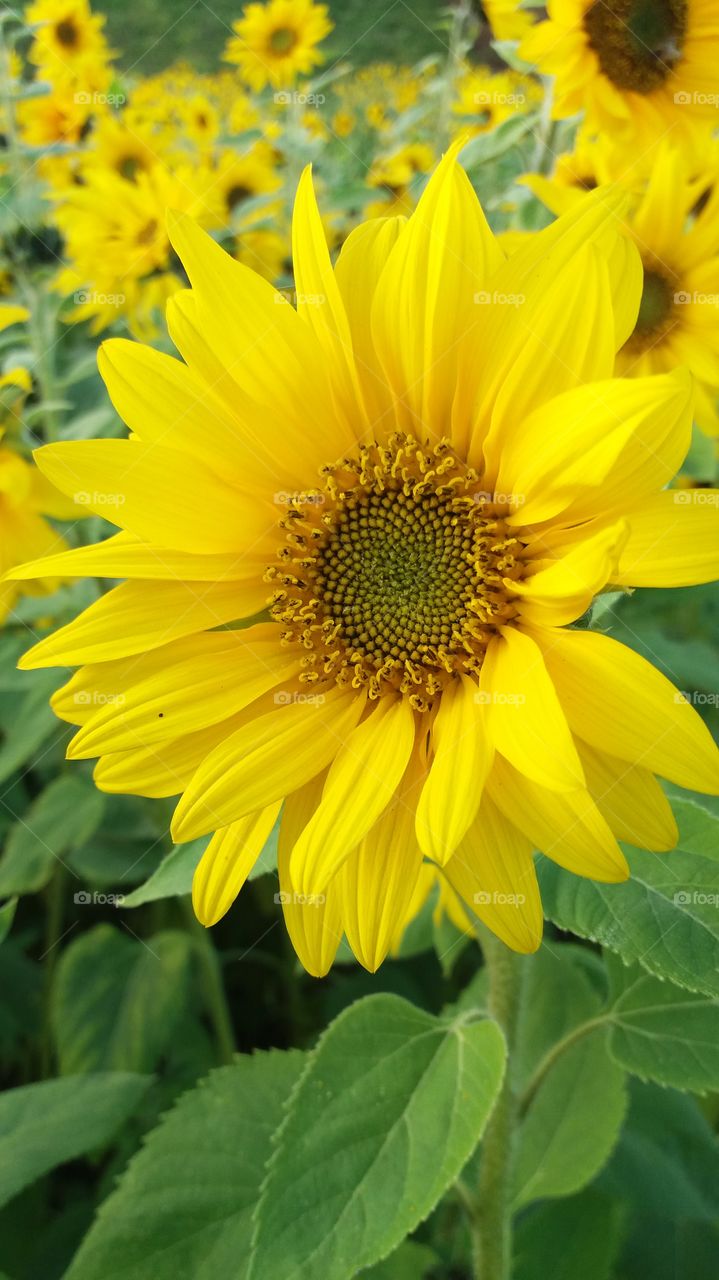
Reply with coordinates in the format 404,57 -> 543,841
584,0 -> 687,93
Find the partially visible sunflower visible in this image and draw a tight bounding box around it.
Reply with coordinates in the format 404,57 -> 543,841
9,149 -> 719,974
483,0 -> 536,41
525,141 -> 719,434
522,0 -> 719,142
365,142 -> 435,218
223,0 -> 333,91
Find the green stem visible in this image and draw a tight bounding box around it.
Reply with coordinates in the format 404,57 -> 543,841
182,901 -> 236,1067
471,932 -> 523,1280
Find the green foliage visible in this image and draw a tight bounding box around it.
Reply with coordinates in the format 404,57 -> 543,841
50,925 -> 194,1074
0,1074 -> 152,1209
0,776 -> 105,896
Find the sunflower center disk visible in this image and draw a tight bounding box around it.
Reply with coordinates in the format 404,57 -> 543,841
623,265 -> 677,353
267,435 -> 525,711
584,0 -> 687,93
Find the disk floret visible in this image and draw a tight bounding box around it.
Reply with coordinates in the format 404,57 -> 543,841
266,434 -> 525,710
584,0 -> 688,93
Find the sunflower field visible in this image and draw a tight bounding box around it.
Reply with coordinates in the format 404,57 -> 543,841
1,0 -> 719,1276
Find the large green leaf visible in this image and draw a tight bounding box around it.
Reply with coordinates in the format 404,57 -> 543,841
514,943 -> 602,1088
537,798 -> 719,997
249,994 -> 506,1280
605,954 -> 719,1092
51,924 -> 193,1074
0,1073 -> 151,1209
514,1028 -> 627,1208
64,1051 -> 305,1280
0,775 -> 104,896
0,675 -> 64,784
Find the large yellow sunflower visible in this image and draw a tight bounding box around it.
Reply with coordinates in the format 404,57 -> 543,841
26,0 -> 112,81
8,150 -> 719,974
525,141 -> 719,434
522,0 -> 719,142
223,0 -> 333,92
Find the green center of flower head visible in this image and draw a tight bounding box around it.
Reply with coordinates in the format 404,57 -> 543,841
267,434 -> 525,711
268,25 -> 298,55
584,0 -> 687,93
624,266 -> 677,352
56,19 -> 80,48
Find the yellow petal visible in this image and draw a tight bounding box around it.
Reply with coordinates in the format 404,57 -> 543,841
615,490 -> 719,587
93,711 -> 250,798
292,166 -> 368,431
536,627 -> 719,795
278,774 -> 343,977
65,627 -> 298,757
488,754 -> 629,882
415,675 -> 493,863
578,742 -> 678,851
334,215 -> 405,431
33,440 -> 272,554
99,339 -> 286,490
192,802 -> 281,926
371,143 -> 503,441
480,629 -> 584,791
171,686 -> 366,841
5,532 -> 267,584
443,795 -> 543,952
339,753 -> 425,971
20,579 -> 265,668
515,521 -> 628,627
496,369 -> 693,527
290,695 -> 416,895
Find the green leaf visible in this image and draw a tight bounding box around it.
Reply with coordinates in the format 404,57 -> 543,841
514,1028 -> 627,1208
514,1189 -> 625,1280
120,821 -> 279,908
51,925 -> 193,1074
118,840 -> 206,908
0,1073 -> 151,1209
249,994 -> 506,1280
605,954 -> 719,1092
0,898 -> 16,944
599,1081 -> 719,1222
361,1241 -> 438,1278
537,799 -> 719,997
63,1051 -> 305,1280
0,775 -> 105,895
514,943 -> 602,1088
0,676 -> 63,784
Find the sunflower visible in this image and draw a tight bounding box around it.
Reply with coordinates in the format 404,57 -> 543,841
223,0 -> 333,92
26,0 -> 113,81
209,144 -> 281,228
522,0 -> 719,142
525,141 -> 719,434
9,149 -> 719,975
